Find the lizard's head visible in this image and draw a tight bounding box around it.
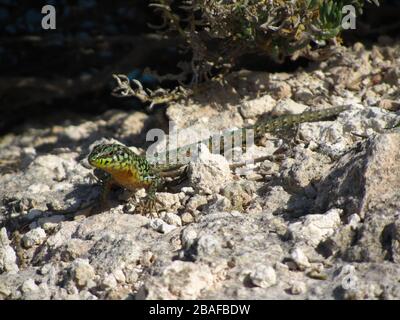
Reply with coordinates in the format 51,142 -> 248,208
88,143 -> 132,170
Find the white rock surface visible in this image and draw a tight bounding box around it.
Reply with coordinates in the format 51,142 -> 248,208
0,228 -> 19,274
288,209 -> 342,247
22,227 -> 47,248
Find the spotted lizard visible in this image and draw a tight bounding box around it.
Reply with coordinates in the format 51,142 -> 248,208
87,105 -> 348,213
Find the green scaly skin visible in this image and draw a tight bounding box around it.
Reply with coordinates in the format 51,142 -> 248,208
88,105 -> 348,213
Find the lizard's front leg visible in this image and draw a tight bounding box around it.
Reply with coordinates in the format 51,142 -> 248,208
135,177 -> 164,215
98,176 -> 119,210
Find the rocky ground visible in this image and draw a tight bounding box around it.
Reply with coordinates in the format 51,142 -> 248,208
1,39 -> 400,300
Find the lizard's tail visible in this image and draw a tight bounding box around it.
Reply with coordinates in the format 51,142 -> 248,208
254,105 -> 348,137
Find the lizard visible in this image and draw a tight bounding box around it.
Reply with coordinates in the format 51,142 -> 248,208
88,105 -> 348,213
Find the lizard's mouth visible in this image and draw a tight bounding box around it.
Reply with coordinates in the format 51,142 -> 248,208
88,152 -> 108,168
89,157 -> 111,169
87,152 -> 99,167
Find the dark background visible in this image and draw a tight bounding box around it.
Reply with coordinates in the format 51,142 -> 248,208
0,0 -> 399,134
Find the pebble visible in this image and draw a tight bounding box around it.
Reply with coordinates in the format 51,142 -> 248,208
249,264 -> 277,288
22,228 -> 47,248
148,219 -> 177,234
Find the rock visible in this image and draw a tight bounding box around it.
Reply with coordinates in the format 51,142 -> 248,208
63,124 -> 91,141
390,219 -> 400,264
101,273 -> 118,290
140,251 -> 156,268
240,94 -> 276,119
203,195 -> 232,213
273,98 -> 308,116
290,247 -> 311,270
155,193 -> 182,212
21,278 -> 39,294
181,227 -> 198,249
181,187 -> 195,195
181,212 -> 195,225
0,281 -> 12,299
124,268 -> 139,284
160,212 -> 182,227
186,194 -> 208,212
196,234 -> 221,257
27,183 -> 50,194
268,82 -> 292,100
280,147 -> 332,195
294,88 -> 314,104
289,281 -> 307,295
166,96 -> 243,130
316,132 -> 400,262
222,182 -> 254,212
70,258 -> 96,289
261,186 -> 291,215
288,209 -> 342,247
188,144 -> 232,194
46,221 -> 79,249
0,228 -> 19,273
137,261 -> 215,299
112,269 -> 126,283
248,264 -> 277,288
148,219 -> 177,234
22,227 -> 47,248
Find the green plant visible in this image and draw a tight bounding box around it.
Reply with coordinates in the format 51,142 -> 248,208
114,0 -> 379,106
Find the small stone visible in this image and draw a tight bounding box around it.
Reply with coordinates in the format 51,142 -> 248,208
181,212 -> 194,225
101,273 -> 118,289
188,145 -> 232,194
155,193 -> 182,212
290,247 -> 311,270
289,281 -> 307,295
124,268 -> 139,284
295,88 -> 314,104
205,195 -> 231,213
27,183 -> 50,194
196,234 -> 220,256
306,263 -> 327,280
140,251 -> 156,267
21,279 -> 39,294
0,282 -> 12,299
148,218 -> 177,234
270,82 -> 292,99
39,264 -> 52,275
160,223 -> 177,234
273,98 -> 308,116
347,214 -> 361,230
181,227 -> 198,249
186,194 -> 208,212
288,209 -> 342,247
112,269 -> 126,283
240,94 -> 276,119
71,258 -> 96,289
249,264 -> 277,288
161,212 -> 182,227
0,227 -> 19,273
181,187 -> 195,195
22,227 -> 47,248
137,261 -> 214,299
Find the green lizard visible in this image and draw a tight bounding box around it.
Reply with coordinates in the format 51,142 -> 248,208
88,105 -> 347,213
